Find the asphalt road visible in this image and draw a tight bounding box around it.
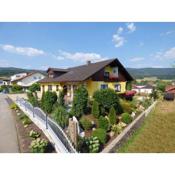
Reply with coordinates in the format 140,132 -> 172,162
0,94 -> 19,153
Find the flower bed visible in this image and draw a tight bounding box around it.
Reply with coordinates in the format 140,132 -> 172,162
7,98 -> 55,153
77,95 -> 155,153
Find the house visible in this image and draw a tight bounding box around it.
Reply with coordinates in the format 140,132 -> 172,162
11,72 -> 45,87
0,77 -> 10,86
171,80 -> 175,86
10,73 -> 28,82
165,85 -> 175,94
39,58 -> 133,103
163,85 -> 175,101
132,84 -> 153,94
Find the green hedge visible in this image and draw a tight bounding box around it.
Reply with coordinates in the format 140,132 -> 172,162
92,128 -> 107,144
121,113 -> 132,124
93,88 -> 123,114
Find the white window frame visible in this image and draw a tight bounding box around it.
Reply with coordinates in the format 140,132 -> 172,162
114,84 -> 121,92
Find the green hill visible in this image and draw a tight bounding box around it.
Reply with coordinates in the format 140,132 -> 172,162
0,67 -> 175,80
127,68 -> 175,80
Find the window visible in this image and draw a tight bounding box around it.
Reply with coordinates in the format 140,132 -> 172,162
101,84 -> 108,89
104,71 -> 109,78
114,84 -> 121,92
112,67 -> 118,77
48,85 -> 52,91
56,85 -> 59,91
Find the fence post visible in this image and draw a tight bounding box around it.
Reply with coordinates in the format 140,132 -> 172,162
46,113 -> 48,129
24,101 -> 26,111
33,106 -> 35,118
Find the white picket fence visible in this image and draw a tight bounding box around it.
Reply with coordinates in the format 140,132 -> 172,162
16,97 -> 77,153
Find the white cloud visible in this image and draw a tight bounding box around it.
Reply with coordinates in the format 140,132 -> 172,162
56,50 -> 108,63
161,30 -> 175,36
0,44 -> 45,57
117,27 -> 124,34
112,23 -> 136,48
130,57 -> 144,62
113,27 -> 125,48
112,34 -> 125,48
164,47 -> 175,59
126,23 -> 136,33
153,47 -> 175,60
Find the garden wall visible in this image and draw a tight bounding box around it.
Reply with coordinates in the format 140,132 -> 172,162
101,101 -> 158,153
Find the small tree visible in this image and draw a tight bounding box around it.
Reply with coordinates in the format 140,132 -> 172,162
93,88 -> 123,114
126,81 -> 132,90
71,85 -> 88,118
11,84 -> 23,92
98,116 -> 110,131
92,100 -> 100,118
29,83 -> 40,92
80,117 -> 92,131
150,90 -> 158,100
58,90 -> 65,106
108,106 -> 117,125
41,91 -> 57,114
52,106 -> 68,129
92,128 -> 107,144
27,92 -> 39,107
121,113 -> 132,124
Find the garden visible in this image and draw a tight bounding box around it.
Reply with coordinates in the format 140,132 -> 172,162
9,101 -> 55,153
25,84 -> 157,153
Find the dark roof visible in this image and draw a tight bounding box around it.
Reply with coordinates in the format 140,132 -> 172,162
165,85 -> 175,92
47,68 -> 68,73
40,58 -> 134,83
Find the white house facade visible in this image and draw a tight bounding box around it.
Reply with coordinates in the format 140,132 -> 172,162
10,73 -> 27,82
14,72 -> 45,87
132,84 -> 153,94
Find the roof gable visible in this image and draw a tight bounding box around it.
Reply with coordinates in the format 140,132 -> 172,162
40,58 -> 134,83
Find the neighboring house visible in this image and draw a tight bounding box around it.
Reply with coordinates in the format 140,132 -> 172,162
11,73 -> 28,82
0,77 -> 10,86
165,85 -> 175,94
11,72 -> 45,87
39,58 -> 133,103
132,84 -> 153,94
171,81 -> 175,86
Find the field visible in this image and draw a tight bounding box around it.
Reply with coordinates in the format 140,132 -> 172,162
118,100 -> 175,153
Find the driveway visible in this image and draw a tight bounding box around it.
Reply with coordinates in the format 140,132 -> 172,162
0,94 -> 19,153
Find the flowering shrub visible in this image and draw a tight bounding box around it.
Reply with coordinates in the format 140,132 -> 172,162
30,138 -> 48,153
29,130 -> 40,139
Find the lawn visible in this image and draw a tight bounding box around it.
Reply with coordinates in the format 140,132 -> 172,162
118,100 -> 175,153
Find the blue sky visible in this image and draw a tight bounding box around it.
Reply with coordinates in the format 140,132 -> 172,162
0,22 -> 175,69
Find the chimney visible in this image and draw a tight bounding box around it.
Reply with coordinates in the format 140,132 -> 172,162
87,60 -> 91,65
